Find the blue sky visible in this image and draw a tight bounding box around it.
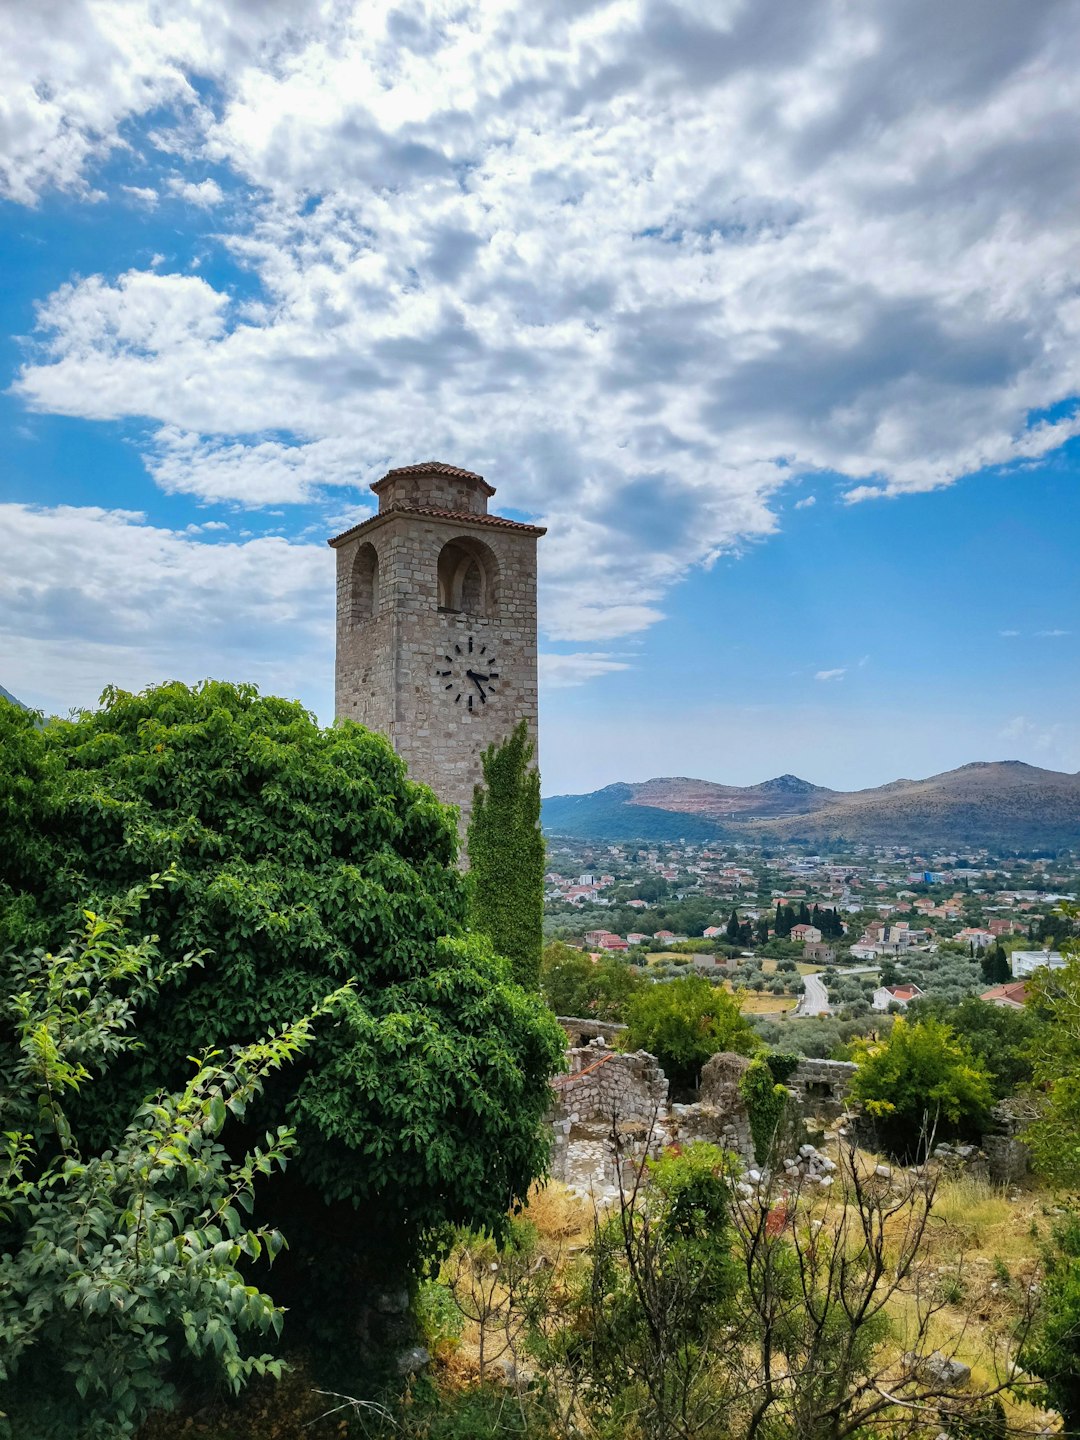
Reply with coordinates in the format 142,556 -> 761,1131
1,0 -> 1078,795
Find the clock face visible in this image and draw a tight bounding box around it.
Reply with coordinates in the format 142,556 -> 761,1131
436,634 -> 500,711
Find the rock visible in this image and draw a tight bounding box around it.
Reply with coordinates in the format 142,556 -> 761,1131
376,1289 -> 409,1314
735,1181 -> 754,1199
396,1346 -> 430,1377
799,1144 -> 817,1158
747,1169 -> 762,1184
904,1351 -> 971,1389
818,1175 -> 833,1187
875,1165 -> 892,1179
820,1157 -> 836,1172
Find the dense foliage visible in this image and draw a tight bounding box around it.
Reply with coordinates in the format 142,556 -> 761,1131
0,685 -> 564,1356
1024,912 -> 1080,1185
539,941 -> 642,1019
907,993 -> 1037,1099
623,974 -> 759,1089
738,1057 -> 790,1164
1023,1207 -> 1080,1430
0,882 -> 339,1438
850,1017 -> 994,1157
468,720 -> 545,989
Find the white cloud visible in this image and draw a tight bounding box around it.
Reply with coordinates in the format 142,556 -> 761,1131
121,184 -> 159,206
814,668 -> 846,682
539,653 -> 632,689
998,714 -> 1079,770
6,0 -> 1080,649
1035,628 -> 1070,637
999,629 -> 1020,637
166,175 -> 224,206
0,503 -> 331,716
794,494 -> 816,508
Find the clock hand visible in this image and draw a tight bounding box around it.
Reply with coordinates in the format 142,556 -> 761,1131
469,673 -> 488,702
465,669 -> 490,682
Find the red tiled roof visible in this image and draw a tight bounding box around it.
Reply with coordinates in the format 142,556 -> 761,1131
980,980 -> 1029,1006
370,460 -> 496,496
328,504 -> 546,547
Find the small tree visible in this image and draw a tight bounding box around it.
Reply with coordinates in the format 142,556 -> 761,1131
850,1017 -> 993,1158
540,941 -> 642,1021
623,974 -> 759,1089
468,719 -> 545,990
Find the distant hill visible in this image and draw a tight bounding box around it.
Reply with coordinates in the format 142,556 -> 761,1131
542,761 -> 1080,849
0,684 -> 26,709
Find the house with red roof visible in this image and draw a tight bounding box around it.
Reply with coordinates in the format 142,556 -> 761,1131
980,979 -> 1029,1009
872,982 -> 924,1011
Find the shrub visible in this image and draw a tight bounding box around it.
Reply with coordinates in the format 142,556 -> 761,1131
623,975 -> 758,1089
850,1017 -> 993,1158
0,883 -> 336,1437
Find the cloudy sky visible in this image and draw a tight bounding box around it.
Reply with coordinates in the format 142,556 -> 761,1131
2,0 -> 1079,794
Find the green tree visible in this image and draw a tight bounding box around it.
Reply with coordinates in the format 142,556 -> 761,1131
850,1017 -> 994,1158
540,941 -> 642,1021
755,915 -> 770,946
1023,1208 -> 1080,1430
468,719 -> 545,990
907,993 -> 1037,1099
554,1143 -> 741,1440
1024,910 -> 1080,1184
0,880 -> 340,1437
726,907 -> 740,943
979,944 -> 1011,985
623,975 -> 759,1089
0,684 -> 564,1360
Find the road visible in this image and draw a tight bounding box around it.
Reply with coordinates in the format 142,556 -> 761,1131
795,970 -> 831,1016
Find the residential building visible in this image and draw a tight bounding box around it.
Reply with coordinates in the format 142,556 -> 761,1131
980,980 -> 1030,1009
872,983 -> 924,1011
1011,950 -> 1066,979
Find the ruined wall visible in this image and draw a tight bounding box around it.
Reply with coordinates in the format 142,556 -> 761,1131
547,1027 -> 860,1199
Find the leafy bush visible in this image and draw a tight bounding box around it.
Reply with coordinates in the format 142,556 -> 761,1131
623,975 -> 759,1088
539,941 -> 642,1020
0,684 -> 564,1360
1022,1206 -> 1080,1429
850,1017 -> 994,1157
0,882 -> 338,1438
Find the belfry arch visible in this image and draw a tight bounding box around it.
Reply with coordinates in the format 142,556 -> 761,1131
350,542 -> 380,622
437,535 -> 498,618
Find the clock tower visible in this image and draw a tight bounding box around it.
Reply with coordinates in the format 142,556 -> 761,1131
329,461 -> 545,831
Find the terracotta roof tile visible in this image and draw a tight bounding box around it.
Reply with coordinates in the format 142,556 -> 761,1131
328,504 -> 546,547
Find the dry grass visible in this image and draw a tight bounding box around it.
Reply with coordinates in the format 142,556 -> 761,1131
723,982 -> 797,1014
522,1180 -> 594,1247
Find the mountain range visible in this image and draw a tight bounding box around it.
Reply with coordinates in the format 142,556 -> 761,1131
0,685 -> 26,709
542,762 -> 1080,850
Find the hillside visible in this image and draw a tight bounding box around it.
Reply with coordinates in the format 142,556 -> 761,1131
0,685 -> 26,708
542,761 -> 1080,849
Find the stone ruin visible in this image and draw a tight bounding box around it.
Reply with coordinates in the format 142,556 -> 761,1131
549,1021 -> 858,1202
548,1019 -> 1034,1200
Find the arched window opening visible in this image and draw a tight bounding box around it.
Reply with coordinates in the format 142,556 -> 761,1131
437,536 -> 498,617
351,542 -> 379,622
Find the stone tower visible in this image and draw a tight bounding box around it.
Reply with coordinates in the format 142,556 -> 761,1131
329,461 -> 545,830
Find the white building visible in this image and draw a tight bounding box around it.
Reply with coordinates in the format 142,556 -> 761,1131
1011,949 -> 1066,979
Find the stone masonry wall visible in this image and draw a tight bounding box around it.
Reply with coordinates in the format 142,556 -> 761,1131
547,1027 -> 860,1197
